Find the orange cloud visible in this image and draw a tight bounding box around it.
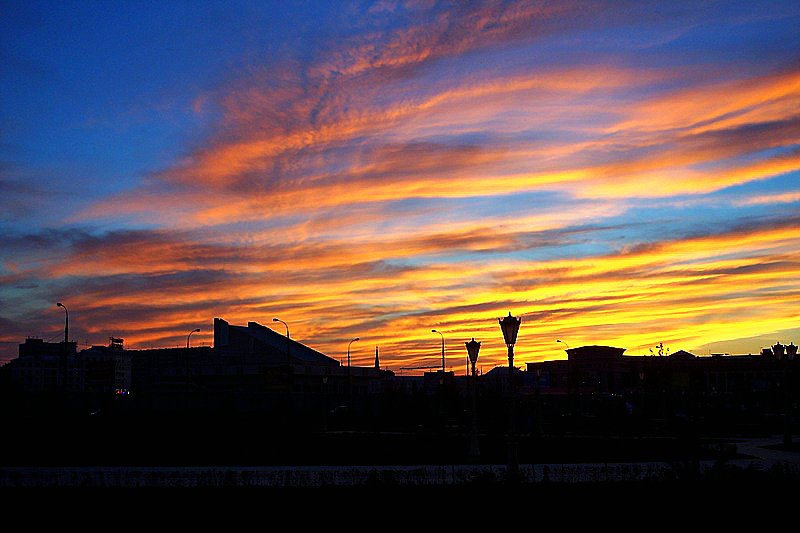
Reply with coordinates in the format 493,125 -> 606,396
611,68 -> 800,135
8,213 -> 798,370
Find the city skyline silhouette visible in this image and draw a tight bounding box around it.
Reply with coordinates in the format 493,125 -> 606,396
1,1 -> 800,494
5,304 -> 799,375
1,311 -> 798,489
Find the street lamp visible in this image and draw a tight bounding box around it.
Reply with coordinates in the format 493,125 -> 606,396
273,317 -> 292,418
187,328 -> 201,348
465,338 -> 481,460
184,328 -> 201,389
272,318 -> 290,366
55,302 -> 70,389
56,302 -> 68,345
466,338 -> 481,377
431,329 -> 445,373
498,312 -> 522,478
556,339 -> 569,350
347,337 -> 360,367
499,312 -> 521,370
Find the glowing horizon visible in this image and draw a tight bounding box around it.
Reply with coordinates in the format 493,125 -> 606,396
1,1 -> 799,371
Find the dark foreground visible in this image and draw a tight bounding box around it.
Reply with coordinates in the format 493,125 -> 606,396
3,477 -> 800,524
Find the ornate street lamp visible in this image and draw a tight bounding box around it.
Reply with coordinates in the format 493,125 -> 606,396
498,312 -> 521,370
498,311 -> 521,478
465,338 -> 481,460
466,338 -> 481,377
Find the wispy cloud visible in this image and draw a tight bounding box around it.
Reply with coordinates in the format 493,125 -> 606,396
734,190 -> 800,206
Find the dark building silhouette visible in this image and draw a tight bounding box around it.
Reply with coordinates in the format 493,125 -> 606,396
9,338 -> 87,393
566,345 -> 626,394
522,343 -> 799,436
109,318 -> 394,417
482,365 -> 524,395
213,318 -> 339,367
526,343 -> 798,397
80,337 -> 130,394
2,319 -> 797,440
10,336 -> 131,394
18,337 -> 77,358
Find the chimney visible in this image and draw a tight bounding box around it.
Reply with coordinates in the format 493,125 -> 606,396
374,346 -> 380,370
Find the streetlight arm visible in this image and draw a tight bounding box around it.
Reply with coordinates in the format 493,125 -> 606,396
273,318 -> 289,337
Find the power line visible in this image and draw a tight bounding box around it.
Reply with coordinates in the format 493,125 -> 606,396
45,331 -> 63,342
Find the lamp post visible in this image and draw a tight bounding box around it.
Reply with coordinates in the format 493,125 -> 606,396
558,339 -> 575,398
465,338 -> 481,460
466,338 -> 481,377
186,328 -> 200,349
499,313 -> 521,370
184,328 -> 200,391
55,302 -> 69,390
534,367 -> 543,435
498,312 -> 522,480
431,329 -> 445,373
782,343 -> 796,447
322,375 -> 329,431
272,318 -> 290,367
273,317 -> 292,420
347,337 -> 360,399
347,337 -> 360,367
56,302 -> 68,345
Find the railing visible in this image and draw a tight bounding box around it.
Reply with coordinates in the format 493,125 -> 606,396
2,459 -> 796,488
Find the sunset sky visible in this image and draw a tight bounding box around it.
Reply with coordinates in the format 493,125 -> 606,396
2,1 -> 799,371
